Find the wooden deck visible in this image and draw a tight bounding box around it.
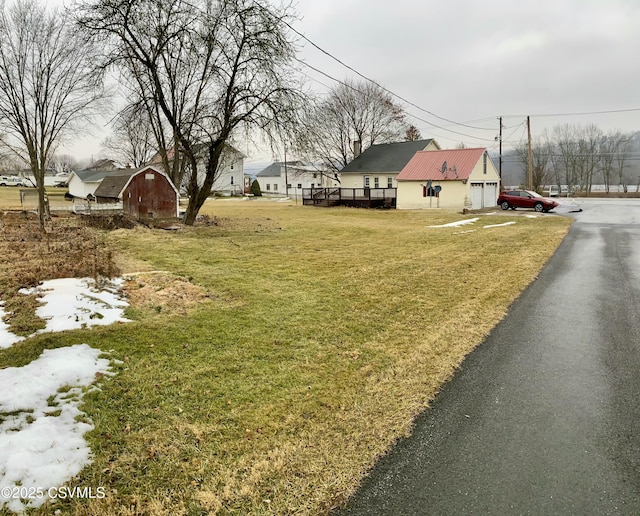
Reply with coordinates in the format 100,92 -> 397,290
302,187 -> 397,209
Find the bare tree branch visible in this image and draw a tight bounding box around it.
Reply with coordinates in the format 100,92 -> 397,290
0,0 -> 105,229
76,0 -> 305,224
294,78 -> 409,174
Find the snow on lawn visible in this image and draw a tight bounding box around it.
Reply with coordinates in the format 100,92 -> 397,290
0,302 -> 24,349
0,344 -> 115,512
19,277 -> 129,335
428,218 -> 518,230
1,277 -> 129,348
483,221 -> 516,228
427,217 -> 479,228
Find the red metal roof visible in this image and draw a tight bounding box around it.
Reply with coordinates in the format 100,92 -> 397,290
396,148 -> 487,181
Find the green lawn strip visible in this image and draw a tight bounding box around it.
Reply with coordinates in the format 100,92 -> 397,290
0,204 -> 571,515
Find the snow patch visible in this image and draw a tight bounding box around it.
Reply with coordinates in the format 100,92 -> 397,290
0,344 -> 114,512
554,200 -> 583,213
427,217 -> 479,228
483,221 -> 516,228
0,302 -> 24,349
19,277 -> 129,334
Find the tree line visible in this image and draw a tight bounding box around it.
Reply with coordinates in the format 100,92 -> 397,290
0,0 -> 416,229
512,125 -> 640,193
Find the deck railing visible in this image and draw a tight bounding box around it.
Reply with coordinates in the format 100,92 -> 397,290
302,187 -> 397,208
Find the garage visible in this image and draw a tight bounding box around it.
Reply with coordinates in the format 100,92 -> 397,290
470,181 -> 498,210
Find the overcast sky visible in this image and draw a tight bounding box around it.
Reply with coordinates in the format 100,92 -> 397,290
55,0 -> 640,162
294,0 -> 640,150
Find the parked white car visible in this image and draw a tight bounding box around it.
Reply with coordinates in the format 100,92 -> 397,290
0,175 -> 25,187
547,185 -> 573,197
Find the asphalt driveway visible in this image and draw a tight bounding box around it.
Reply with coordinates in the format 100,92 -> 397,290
336,198 -> 640,515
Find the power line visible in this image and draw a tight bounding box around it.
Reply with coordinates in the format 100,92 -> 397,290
296,58 -> 497,142
273,11 -> 495,132
504,108 -> 640,119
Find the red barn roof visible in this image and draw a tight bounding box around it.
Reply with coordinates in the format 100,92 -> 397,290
396,148 -> 487,181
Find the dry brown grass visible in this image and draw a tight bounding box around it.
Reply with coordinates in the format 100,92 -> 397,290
0,211 -> 122,335
0,200 -> 572,515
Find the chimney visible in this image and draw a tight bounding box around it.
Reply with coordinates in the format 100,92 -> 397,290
353,140 -> 361,158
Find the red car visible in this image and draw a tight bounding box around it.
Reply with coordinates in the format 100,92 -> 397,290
497,190 -> 559,213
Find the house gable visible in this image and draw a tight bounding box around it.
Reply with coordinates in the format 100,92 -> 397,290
396,148 -> 492,182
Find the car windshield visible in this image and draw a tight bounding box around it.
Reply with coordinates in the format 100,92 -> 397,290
526,191 -> 543,198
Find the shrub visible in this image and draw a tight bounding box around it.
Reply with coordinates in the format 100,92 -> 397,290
250,179 -> 262,196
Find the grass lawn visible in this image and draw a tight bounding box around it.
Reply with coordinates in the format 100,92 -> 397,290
0,200 -> 572,515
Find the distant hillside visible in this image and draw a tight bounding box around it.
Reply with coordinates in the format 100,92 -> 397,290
488,150 -> 524,188
490,131 -> 640,189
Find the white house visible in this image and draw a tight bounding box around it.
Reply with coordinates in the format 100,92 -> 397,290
67,169 -> 127,199
150,144 -> 247,195
339,139 -> 440,189
206,146 -> 246,195
256,161 -> 338,198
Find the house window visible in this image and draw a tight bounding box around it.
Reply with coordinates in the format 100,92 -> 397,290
297,183 -> 302,189
364,176 -> 370,188
145,173 -> 154,180
273,184 -> 278,191
230,176 -> 234,185
483,152 -> 487,174
266,184 -> 271,191
374,177 -> 379,188
231,164 -> 234,170
387,177 -> 393,188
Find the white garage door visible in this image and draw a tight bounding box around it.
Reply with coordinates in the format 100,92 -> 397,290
470,183 -> 484,209
484,182 -> 498,207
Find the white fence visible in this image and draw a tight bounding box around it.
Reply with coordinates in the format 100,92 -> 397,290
46,200 -> 123,214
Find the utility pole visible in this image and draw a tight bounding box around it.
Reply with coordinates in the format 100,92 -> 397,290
498,116 -> 503,190
284,146 -> 289,198
527,116 -> 533,190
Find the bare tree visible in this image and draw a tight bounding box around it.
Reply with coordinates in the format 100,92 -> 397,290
552,124 -> 581,193
598,131 -> 628,193
613,135 -> 633,192
48,154 -> 78,175
0,0 -> 105,230
77,0 -> 304,225
295,78 -> 409,174
514,132 -> 554,192
576,124 -> 602,193
552,124 -> 604,194
405,124 -> 422,142
102,104 -> 156,168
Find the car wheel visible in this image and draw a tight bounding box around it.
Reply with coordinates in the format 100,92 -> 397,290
534,202 -> 544,212
500,201 -> 510,210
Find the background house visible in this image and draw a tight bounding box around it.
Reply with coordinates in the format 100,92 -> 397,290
150,144 -> 246,196
67,169 -> 126,199
67,159 -> 124,198
207,145 -> 246,195
94,165 -> 179,219
395,148 -> 500,210
339,139 -> 440,189
256,161 -> 337,198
